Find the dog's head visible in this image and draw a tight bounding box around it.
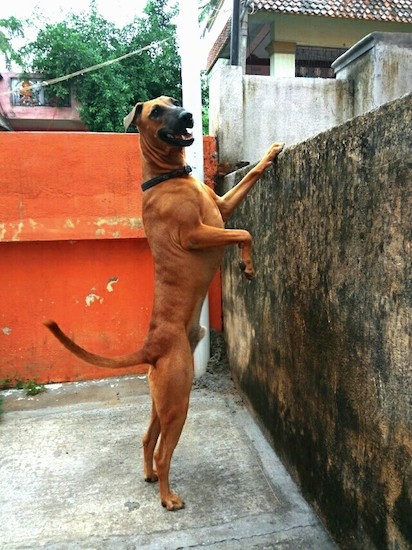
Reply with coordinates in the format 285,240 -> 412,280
124,96 -> 194,148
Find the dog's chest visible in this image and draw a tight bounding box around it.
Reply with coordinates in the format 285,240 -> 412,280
142,180 -> 224,230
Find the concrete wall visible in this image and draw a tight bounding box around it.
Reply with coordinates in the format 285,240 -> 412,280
209,33 -> 412,165
333,32 -> 412,116
220,93 -> 411,548
242,76 -> 352,163
209,65 -> 353,164
0,133 -> 221,385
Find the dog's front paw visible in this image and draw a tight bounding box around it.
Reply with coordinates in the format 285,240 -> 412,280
257,143 -> 284,172
239,260 -> 256,280
263,142 -> 284,166
269,142 -> 285,158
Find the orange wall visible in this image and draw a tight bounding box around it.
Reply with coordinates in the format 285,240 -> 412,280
0,132 -> 220,384
1,132 -> 145,241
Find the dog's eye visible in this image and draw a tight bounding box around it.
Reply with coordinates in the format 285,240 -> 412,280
150,106 -> 163,119
171,99 -> 181,107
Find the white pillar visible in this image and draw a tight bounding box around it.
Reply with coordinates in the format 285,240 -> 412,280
178,0 -> 210,377
267,41 -> 296,77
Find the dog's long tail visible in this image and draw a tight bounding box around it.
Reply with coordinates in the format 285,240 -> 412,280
44,320 -> 148,368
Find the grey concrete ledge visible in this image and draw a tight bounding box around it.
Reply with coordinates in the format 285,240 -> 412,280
333,31 -> 412,74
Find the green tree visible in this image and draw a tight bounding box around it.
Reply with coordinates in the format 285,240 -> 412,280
0,17 -> 23,69
119,0 -> 181,103
19,0 -> 181,132
198,0 -> 220,28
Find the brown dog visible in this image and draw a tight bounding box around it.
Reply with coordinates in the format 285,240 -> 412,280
45,96 -> 284,510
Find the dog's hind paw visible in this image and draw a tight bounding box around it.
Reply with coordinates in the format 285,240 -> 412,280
144,472 -> 158,483
161,492 -> 185,511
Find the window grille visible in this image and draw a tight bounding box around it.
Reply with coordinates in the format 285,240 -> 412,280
295,46 -> 347,78
10,78 -> 70,107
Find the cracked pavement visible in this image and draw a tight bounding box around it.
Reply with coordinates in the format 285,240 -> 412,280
1,374 -> 336,549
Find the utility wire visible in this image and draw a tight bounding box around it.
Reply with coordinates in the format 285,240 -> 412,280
0,38 -> 169,97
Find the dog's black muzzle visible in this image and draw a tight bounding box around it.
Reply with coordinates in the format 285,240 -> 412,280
158,107 -> 194,147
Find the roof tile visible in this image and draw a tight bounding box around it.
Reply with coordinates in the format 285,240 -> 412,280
248,0 -> 412,22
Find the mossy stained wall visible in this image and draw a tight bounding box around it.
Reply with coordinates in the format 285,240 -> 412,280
222,94 -> 411,549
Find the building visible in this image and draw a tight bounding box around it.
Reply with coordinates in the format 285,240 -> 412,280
204,0 -> 412,77
0,72 -> 85,131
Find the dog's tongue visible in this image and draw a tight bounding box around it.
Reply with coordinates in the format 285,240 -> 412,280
180,132 -> 193,140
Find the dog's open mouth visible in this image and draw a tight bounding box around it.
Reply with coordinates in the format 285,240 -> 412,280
158,128 -> 194,147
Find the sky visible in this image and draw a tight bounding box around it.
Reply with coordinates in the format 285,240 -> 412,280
1,0 -> 149,29
0,0 -> 209,70
0,0 -> 186,71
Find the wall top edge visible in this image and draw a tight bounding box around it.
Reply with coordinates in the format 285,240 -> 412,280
332,31 -> 412,74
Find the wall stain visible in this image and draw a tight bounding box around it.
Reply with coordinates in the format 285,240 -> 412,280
222,94 -> 412,549
106,277 -> 119,292
85,290 -> 104,307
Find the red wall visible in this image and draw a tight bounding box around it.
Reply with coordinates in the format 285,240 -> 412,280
0,132 -> 220,384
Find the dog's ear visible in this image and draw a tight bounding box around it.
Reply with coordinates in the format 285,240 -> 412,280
124,103 -> 143,132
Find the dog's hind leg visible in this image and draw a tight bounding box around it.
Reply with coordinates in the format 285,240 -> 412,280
149,346 -> 193,510
143,398 -> 160,482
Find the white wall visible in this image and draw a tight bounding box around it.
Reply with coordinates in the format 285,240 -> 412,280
242,76 -> 352,162
209,33 -> 412,165
209,66 -> 352,164
252,12 -> 412,49
333,32 -> 412,116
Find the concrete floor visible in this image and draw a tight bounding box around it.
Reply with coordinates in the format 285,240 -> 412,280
0,375 -> 336,549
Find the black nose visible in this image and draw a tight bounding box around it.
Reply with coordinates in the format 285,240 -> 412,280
179,110 -> 194,128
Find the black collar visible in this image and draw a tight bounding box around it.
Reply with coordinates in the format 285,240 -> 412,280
141,165 -> 192,192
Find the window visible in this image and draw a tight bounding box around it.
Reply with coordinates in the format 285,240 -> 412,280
10,78 -> 70,107
295,47 -> 347,78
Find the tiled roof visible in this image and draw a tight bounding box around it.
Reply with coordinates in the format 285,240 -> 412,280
248,0 -> 412,23
206,0 -> 412,71
206,18 -> 231,72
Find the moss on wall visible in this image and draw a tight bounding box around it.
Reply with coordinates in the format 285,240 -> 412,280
222,93 -> 412,549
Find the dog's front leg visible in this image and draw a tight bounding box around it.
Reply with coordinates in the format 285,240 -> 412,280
217,142 -> 284,221
180,225 -> 256,279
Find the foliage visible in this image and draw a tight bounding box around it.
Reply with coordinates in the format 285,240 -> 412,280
0,375 -> 46,396
198,0 -> 221,28
0,375 -> 16,390
23,380 -> 46,396
0,17 -> 23,69
0,375 -> 46,420
19,0 -> 181,132
201,70 -> 209,134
